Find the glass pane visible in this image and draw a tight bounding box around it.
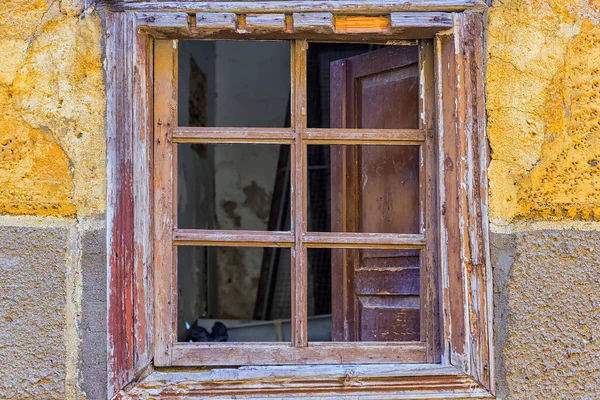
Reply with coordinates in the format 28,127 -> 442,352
307,43 -> 419,129
307,248 -> 421,342
307,145 -> 421,234
177,246 -> 291,342
178,40 -> 291,128
177,144 -> 291,231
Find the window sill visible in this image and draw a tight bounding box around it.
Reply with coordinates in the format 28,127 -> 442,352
122,364 -> 494,398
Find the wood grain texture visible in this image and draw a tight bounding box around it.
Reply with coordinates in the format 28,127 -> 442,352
153,39 -> 178,367
135,11 -> 188,28
171,342 -> 427,365
303,232 -> 426,248
196,12 -> 236,31
105,12 -> 134,398
391,12 -> 452,38
334,15 -> 391,33
105,12 -> 156,399
132,15 -> 155,384
172,127 -> 295,143
105,4 -> 493,397
303,128 -> 425,144
127,364 -> 493,398
173,229 -> 295,246
100,0 -> 487,13
436,12 -> 493,391
291,40 -> 308,348
292,12 -> 334,33
420,39 -> 441,363
246,13 -> 286,32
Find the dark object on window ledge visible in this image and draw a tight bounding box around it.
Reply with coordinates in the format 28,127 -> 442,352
189,321 -> 229,342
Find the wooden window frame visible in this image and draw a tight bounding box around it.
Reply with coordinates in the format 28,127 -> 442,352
103,1 -> 493,398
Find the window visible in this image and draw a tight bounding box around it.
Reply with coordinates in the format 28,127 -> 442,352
104,2 -> 493,398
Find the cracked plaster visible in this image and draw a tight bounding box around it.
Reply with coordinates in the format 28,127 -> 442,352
487,0 -> 600,224
0,0 -> 105,217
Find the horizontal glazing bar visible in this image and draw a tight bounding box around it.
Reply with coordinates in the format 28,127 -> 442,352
173,229 -> 295,246
303,128 -> 425,144
303,232 -> 426,248
172,127 -> 295,143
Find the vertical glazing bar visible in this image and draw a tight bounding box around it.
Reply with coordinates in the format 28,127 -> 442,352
291,40 -> 308,348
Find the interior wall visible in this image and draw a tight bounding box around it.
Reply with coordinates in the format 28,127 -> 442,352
213,41 -> 289,320
177,41 -> 217,338
177,40 -> 290,323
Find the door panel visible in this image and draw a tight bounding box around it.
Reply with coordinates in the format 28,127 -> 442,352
330,46 -> 421,342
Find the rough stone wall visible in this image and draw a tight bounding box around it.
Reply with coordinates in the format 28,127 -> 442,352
0,0 -> 106,399
487,0 -> 600,398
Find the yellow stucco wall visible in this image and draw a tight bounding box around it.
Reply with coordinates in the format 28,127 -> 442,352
0,0 -> 105,217
487,0 -> 600,225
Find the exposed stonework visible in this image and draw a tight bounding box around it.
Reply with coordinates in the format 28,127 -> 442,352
0,226 -> 69,398
487,0 -> 600,224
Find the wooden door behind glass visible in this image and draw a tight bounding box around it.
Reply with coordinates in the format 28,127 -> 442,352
330,46 -> 422,341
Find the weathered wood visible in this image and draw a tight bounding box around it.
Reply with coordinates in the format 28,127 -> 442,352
393,11 -> 453,28
453,12 -> 493,390
435,12 -> 493,392
303,232 -> 426,248
105,12 -> 135,399
173,229 -> 295,247
246,13 -> 286,32
303,128 -> 425,144
153,39 -> 178,367
334,15 -> 391,33
420,39 -> 441,363
172,127 -> 295,143
196,12 -> 236,31
436,26 -> 464,372
171,342 -> 427,365
291,40 -> 309,348
100,0 -> 487,13
128,364 -> 493,398
105,3 -> 493,397
135,11 -> 188,28
132,15 -> 155,383
292,12 -> 334,33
